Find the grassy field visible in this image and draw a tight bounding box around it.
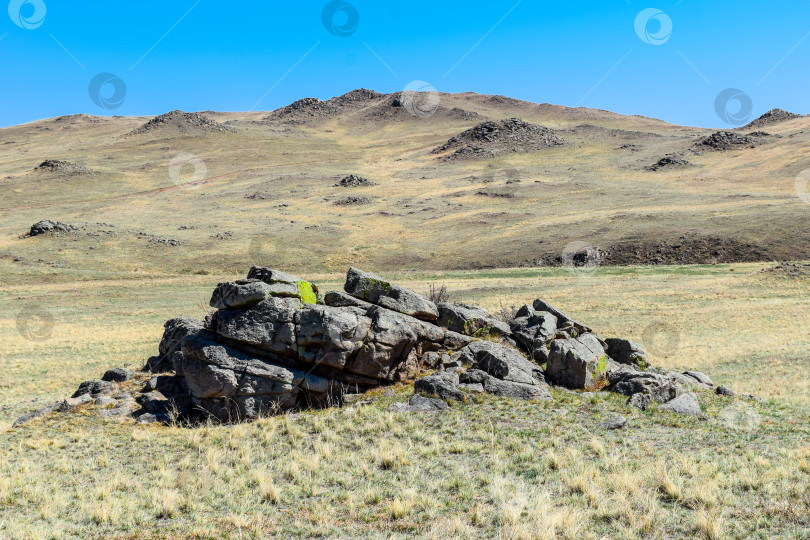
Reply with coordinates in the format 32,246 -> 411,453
1,262 -> 808,538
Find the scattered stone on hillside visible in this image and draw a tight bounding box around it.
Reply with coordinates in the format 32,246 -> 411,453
148,237 -> 183,247
334,196 -> 371,206
659,392 -> 701,416
715,385 -> 736,397
627,393 -> 651,411
336,174 -> 375,187
609,371 -> 681,403
763,262 -> 810,278
131,110 -> 235,135
600,415 -> 627,430
35,160 -> 92,174
437,303 -> 510,337
28,220 -> 77,237
102,368 -> 135,383
12,402 -> 60,428
744,108 -> 802,129
389,394 -> 448,413
697,131 -> 756,151
47,267 -> 735,427
648,157 -> 689,171
432,118 -> 563,160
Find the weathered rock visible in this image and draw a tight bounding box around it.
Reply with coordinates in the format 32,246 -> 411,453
601,415 -> 627,430
94,396 -> 117,407
247,266 -> 318,305
215,297 -> 301,358
660,392 -> 701,416
389,394 -> 449,412
605,338 -> 649,369
324,290 -> 374,310
102,368 -> 135,383
295,304 -> 371,370
344,268 -> 439,321
459,382 -> 485,393
715,385 -> 736,396
627,393 -> 651,411
136,413 -> 170,425
210,279 -> 298,310
457,341 -> 544,386
72,380 -> 114,398
147,317 -> 204,373
460,369 -> 552,400
546,334 -> 607,389
510,305 -> 558,359
532,299 -> 592,334
609,371 -> 682,403
683,371 -> 714,388
436,302 -> 510,336
414,371 -> 463,401
29,220 -> 77,237
58,393 -> 92,411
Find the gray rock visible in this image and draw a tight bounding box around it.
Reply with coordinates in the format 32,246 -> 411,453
458,341 -> 544,385
215,296 -> 301,358
609,371 -> 682,403
436,302 -> 510,336
210,279 -> 298,310
72,380 -> 114,398
136,413 -> 171,425
459,369 -> 552,400
148,317 -> 204,373
139,391 -> 169,414
659,392 -> 701,416
715,385 -> 736,396
532,298 -> 592,333
683,371 -> 714,388
459,382 -> 485,393
94,396 -> 117,407
29,220 -> 76,236
58,393 -> 92,412
627,393 -> 651,411
295,304 -> 371,370
509,305 -> 558,359
546,333 -> 607,389
102,368 -> 135,383
414,371 -> 463,401
605,338 -> 649,369
601,415 -> 627,430
389,394 -> 450,413
324,290 -> 374,310
344,268 -> 439,321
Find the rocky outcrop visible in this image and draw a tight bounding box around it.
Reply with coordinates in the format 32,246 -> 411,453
28,220 -> 77,237
47,266 -> 731,427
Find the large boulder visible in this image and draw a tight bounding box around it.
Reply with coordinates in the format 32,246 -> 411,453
323,290 -> 374,310
247,266 -> 319,305
344,268 -> 439,321
460,369 -> 552,400
509,304 -> 558,360
436,303 -> 510,337
608,371 -> 682,403
414,371 -> 463,401
546,333 -> 607,389
605,338 -> 649,369
180,334 -> 332,420
295,305 -> 371,371
210,279 -> 298,310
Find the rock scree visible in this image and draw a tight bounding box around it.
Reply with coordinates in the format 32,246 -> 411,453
46,266 -> 735,426
432,118 -> 564,160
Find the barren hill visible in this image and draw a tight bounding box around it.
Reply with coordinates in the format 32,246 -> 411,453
1,89 -> 809,275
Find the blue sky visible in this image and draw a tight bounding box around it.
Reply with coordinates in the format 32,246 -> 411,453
1,0 -> 808,128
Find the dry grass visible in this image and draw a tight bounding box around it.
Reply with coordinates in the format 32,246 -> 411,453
0,263 -> 808,538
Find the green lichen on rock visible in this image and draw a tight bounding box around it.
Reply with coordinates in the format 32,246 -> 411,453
297,281 -> 318,305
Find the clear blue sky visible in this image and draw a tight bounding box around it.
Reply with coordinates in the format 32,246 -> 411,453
1,0 -> 809,128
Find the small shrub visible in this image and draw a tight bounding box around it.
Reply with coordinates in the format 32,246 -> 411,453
426,282 -> 452,304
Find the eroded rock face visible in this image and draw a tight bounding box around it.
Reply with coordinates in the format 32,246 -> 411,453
49,265 -> 726,426
344,267 -> 439,321
546,334 -> 607,389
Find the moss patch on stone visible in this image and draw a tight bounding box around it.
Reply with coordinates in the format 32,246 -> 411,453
297,281 -> 318,305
